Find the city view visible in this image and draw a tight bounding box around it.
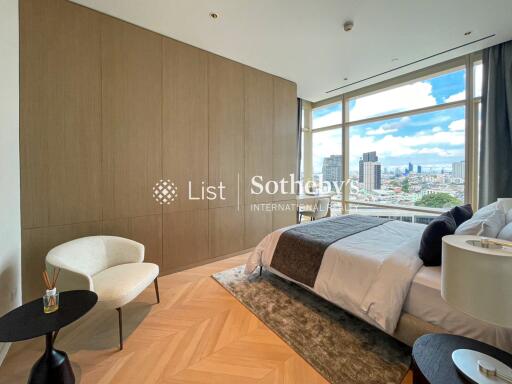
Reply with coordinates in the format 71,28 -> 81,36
316,151 -> 465,210
353,153 -> 463,208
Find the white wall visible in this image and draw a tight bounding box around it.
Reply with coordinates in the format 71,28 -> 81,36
0,0 -> 21,366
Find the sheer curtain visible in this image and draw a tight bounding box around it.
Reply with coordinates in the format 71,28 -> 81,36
479,40 -> 512,206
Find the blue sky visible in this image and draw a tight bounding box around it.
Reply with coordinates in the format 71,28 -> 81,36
310,67 -> 482,174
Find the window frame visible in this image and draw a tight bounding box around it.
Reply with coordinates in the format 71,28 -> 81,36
302,101 -> 344,191
305,52 -> 483,214
311,101 -> 343,131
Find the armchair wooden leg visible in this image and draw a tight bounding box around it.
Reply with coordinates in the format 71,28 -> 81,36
116,307 -> 123,350
154,278 -> 160,304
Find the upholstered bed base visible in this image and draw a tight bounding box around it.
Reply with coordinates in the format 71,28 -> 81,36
393,312 -> 445,347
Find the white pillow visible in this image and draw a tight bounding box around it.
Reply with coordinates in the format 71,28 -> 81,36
455,207 -> 506,237
473,202 -> 497,219
497,198 -> 512,224
498,222 -> 512,241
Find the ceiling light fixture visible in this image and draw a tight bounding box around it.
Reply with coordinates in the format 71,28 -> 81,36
343,21 -> 354,32
209,12 -> 219,19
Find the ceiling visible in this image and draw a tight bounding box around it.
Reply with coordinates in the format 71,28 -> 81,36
71,0 -> 512,102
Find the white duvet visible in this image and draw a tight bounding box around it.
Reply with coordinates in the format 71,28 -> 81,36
245,219 -> 426,334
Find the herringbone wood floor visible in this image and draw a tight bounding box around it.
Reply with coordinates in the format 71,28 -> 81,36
0,254 -> 412,383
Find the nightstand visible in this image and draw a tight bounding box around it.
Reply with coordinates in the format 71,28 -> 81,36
412,334 -> 512,383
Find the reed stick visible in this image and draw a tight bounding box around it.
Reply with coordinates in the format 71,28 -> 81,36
42,267 -> 61,308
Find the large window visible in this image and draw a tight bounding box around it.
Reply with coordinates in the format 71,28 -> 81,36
299,102 -> 344,213
312,103 -> 342,129
309,102 -> 343,195
348,67 -> 466,122
349,107 -> 466,208
300,54 -> 482,215
312,129 -> 342,186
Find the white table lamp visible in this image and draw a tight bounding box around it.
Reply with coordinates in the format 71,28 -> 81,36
442,235 -> 512,383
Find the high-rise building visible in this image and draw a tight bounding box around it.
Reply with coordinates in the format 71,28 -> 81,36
452,161 -> 465,179
358,151 -> 377,183
408,162 -> 413,172
375,163 -> 382,189
363,162 -> 381,190
322,155 -> 343,184
363,151 -> 378,162
417,165 -> 422,174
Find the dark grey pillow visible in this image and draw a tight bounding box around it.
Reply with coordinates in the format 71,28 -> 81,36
419,211 -> 457,266
449,204 -> 473,227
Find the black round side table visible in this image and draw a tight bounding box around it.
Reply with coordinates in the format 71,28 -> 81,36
0,290 -> 97,384
412,333 -> 512,383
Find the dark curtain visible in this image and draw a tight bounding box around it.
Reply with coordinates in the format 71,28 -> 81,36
297,98 -> 303,183
296,98 -> 303,223
479,40 -> 512,207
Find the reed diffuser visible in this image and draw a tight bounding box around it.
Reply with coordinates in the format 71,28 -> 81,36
42,268 -> 60,313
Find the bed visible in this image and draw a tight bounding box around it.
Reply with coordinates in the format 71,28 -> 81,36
245,214 -> 512,352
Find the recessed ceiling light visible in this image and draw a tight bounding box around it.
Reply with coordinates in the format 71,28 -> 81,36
209,12 -> 219,19
392,58 -> 399,62
464,31 -> 472,36
343,21 -> 354,32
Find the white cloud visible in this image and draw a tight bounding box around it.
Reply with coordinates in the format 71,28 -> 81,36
312,110 -> 341,129
444,64 -> 483,101
448,119 -> 465,132
417,147 -> 464,157
349,81 -> 436,121
366,124 -> 399,136
312,130 -> 342,172
431,126 -> 443,133
444,90 -> 466,103
349,129 -> 465,163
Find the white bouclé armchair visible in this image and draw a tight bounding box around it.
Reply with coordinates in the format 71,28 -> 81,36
46,236 -> 160,350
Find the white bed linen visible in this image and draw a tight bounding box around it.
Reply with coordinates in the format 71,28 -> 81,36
404,266 -> 512,352
245,219 -> 425,334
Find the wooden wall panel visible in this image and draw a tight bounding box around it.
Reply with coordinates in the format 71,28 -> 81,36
101,17 -> 162,219
272,200 -> 298,231
20,0 -> 298,300
21,222 -> 102,302
102,215 -> 163,267
273,78 -> 298,203
163,40 -> 208,212
244,204 -> 272,249
20,0 -> 102,228
162,210 -> 209,273
244,68 -> 274,204
209,207 -> 244,258
208,55 -> 244,209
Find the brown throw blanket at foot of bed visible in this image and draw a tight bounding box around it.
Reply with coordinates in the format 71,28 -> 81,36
270,215 -> 391,287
